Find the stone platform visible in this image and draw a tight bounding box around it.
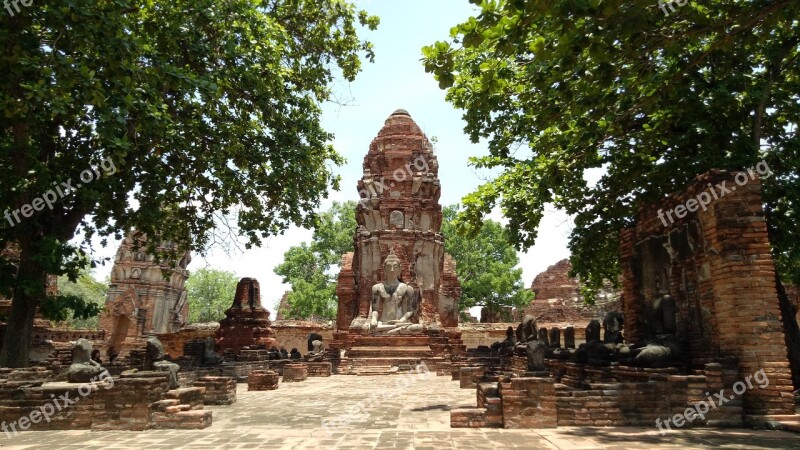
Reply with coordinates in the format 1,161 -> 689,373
335,334 -> 451,375
3,375 -> 799,449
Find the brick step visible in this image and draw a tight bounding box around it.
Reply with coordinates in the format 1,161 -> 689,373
348,346 -> 433,358
166,387 -> 206,410
353,336 -> 435,347
151,410 -> 213,430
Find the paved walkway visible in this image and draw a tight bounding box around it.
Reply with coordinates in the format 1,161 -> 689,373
3,373 -> 800,449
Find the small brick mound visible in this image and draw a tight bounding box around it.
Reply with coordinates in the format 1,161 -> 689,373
193,376 -> 236,405
306,362 -> 332,377
451,408 -> 487,428
247,370 -> 279,391
282,364 -> 308,382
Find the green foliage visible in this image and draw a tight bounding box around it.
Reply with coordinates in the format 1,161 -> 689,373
274,201 -> 356,320
186,268 -> 239,323
424,0 -> 800,294
442,205 -> 533,317
0,0 -> 378,363
45,271 -> 107,329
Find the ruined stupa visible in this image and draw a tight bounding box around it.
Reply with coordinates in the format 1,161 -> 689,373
331,109 -> 464,374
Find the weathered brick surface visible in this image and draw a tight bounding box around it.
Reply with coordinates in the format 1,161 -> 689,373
500,377 -> 558,429
0,369 -> 213,432
282,364 -> 308,382
216,278 -> 276,356
459,367 -> 484,389
306,362 -> 332,377
98,232 -> 191,358
193,377 -> 236,405
247,370 -> 279,391
515,259 -> 620,328
620,170 -> 794,417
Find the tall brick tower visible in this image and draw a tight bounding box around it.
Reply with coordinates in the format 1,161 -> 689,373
99,232 -> 191,356
335,109 -> 461,331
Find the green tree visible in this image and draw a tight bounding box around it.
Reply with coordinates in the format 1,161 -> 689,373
275,201 -> 356,320
442,205 -> 533,321
186,268 -> 239,324
54,271 -> 108,330
423,0 -> 799,294
0,1 -> 379,366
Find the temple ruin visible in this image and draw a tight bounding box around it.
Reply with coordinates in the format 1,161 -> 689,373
330,109 -> 465,374
452,168 -> 799,430
97,232 -> 191,357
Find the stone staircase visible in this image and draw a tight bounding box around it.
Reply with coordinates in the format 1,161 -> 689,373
343,335 -> 445,375
150,386 -> 212,429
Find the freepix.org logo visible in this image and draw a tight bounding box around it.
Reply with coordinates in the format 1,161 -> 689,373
3,0 -> 33,17
4,157 -> 117,228
657,160 -> 771,228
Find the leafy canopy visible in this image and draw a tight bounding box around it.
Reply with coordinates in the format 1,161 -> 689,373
186,268 -> 239,324
0,0 -> 378,366
47,270 -> 107,329
442,205 -> 533,320
274,201 -> 356,320
423,0 -> 800,294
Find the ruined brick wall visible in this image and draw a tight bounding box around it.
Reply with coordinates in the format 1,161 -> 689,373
156,322 -> 218,359
458,323 -> 511,349
98,232 -> 191,356
516,259 -> 619,329
271,320 -> 333,353
620,169 -> 793,416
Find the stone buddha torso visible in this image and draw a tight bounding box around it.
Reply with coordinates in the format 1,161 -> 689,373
371,281 -> 415,323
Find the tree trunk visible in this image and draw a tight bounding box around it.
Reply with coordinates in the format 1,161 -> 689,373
0,238 -> 43,368
776,273 -> 800,389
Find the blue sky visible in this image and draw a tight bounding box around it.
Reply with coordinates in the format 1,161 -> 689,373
92,0 -> 574,317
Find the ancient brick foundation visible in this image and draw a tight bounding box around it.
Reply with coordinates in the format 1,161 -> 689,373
216,278 -> 276,356
282,364 -> 308,382
0,370 -> 212,432
192,376 -> 236,405
307,362 -> 332,377
270,320 -> 333,355
454,169 -> 798,430
620,170 -> 794,419
459,366 -> 484,389
247,370 -> 279,391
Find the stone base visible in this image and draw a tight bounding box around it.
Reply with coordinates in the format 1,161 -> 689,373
0,370 -> 213,432
451,408 -> 487,428
307,362 -> 332,377
283,364 -> 308,382
193,376 -> 236,405
248,370 -> 279,390
459,367 -> 484,389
